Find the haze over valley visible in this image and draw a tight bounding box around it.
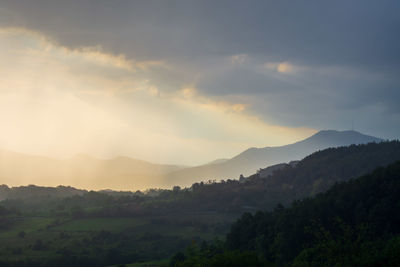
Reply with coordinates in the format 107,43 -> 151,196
0,130 -> 382,190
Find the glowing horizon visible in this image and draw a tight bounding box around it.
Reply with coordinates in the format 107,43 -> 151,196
0,27 -> 316,166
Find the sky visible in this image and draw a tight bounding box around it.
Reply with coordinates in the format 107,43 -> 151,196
0,0 -> 399,165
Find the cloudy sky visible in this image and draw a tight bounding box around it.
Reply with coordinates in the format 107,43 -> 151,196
0,0 -> 399,165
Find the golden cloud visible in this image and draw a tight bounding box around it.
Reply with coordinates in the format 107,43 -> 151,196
265,61 -> 298,73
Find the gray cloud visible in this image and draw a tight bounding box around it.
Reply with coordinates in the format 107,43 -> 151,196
2,0 -> 399,66
1,0 -> 400,139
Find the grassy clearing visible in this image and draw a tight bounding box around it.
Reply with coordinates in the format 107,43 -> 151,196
0,217 -> 54,239
109,258 -> 169,267
54,217 -> 146,232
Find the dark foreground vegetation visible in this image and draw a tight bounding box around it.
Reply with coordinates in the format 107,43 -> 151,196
171,161 -> 400,266
0,141 -> 399,266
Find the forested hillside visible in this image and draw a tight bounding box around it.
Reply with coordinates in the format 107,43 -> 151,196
171,161 -> 400,266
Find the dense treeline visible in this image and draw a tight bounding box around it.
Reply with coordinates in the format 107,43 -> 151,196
171,161 -> 400,266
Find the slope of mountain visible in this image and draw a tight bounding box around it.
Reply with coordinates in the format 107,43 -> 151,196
172,160 -> 400,266
154,141 -> 400,214
165,130 -> 382,187
257,161 -> 299,178
0,150 -> 183,190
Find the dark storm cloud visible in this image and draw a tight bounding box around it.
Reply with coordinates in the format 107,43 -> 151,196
1,0 -> 399,67
1,0 -> 399,138
247,67 -> 400,138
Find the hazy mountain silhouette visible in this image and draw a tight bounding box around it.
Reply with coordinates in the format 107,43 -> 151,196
0,130 -> 382,190
164,130 -> 382,187
0,150 -> 182,190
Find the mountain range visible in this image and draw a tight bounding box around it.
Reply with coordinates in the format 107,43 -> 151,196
0,130 -> 382,190
163,130 -> 382,187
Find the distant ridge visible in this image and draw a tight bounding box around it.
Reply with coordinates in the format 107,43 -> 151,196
164,130 -> 382,186
0,150 -> 183,190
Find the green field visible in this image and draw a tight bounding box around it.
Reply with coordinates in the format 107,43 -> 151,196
54,218 -> 146,232
0,217 -> 54,239
109,259 -> 169,267
0,212 -> 232,266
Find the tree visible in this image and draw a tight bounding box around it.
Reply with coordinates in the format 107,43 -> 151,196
18,231 -> 25,238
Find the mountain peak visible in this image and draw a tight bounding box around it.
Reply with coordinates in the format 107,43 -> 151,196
314,129 -> 361,135
165,129 -> 384,187
306,130 -> 382,144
